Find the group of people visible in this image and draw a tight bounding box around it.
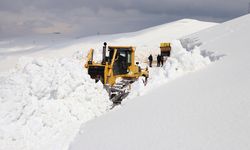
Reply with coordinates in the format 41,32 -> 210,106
148,54 -> 164,67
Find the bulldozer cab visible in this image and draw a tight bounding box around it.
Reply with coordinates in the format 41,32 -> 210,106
85,43 -> 148,87
108,46 -> 132,75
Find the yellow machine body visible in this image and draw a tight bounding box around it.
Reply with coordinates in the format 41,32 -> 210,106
85,45 -> 149,86
160,42 -> 171,57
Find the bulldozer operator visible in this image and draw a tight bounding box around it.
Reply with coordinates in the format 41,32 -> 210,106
113,51 -> 129,75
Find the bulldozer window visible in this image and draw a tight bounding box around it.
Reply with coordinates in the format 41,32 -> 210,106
113,50 -> 130,75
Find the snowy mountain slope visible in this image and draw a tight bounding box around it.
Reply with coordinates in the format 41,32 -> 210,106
70,14 -> 250,150
0,19 -> 217,150
35,19 -> 217,62
0,19 -> 217,71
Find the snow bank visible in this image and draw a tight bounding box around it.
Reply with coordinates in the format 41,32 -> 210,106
0,57 -> 111,150
164,40 -> 211,78
126,40 -> 211,100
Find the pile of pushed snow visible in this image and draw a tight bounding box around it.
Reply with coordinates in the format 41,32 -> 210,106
164,40 -> 211,78
127,40 -> 211,99
0,57 -> 111,150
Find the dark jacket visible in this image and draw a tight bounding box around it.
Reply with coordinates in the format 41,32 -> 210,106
157,55 -> 161,62
148,55 -> 153,61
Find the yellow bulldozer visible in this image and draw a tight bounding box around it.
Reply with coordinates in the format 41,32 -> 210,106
85,42 -> 149,103
160,42 -> 171,57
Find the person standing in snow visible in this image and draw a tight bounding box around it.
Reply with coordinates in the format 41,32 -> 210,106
148,54 -> 153,67
157,54 -> 161,67
160,54 -> 164,67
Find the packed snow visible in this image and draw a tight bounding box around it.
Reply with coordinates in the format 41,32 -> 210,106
0,19 -> 218,150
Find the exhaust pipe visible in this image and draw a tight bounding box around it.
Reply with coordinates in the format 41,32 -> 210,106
102,42 -> 107,64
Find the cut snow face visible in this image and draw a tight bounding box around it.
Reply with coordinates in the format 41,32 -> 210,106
180,38 -> 225,61
0,57 -> 111,150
